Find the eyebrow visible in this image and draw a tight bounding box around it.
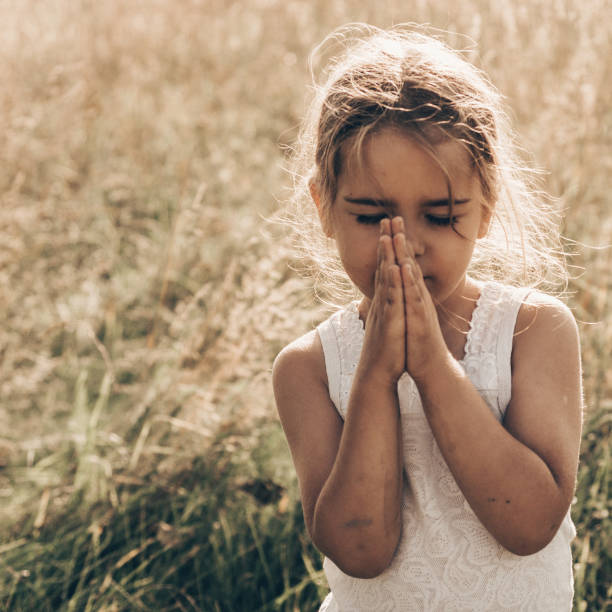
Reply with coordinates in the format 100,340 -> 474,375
344,197 -> 470,208
344,196 -> 470,208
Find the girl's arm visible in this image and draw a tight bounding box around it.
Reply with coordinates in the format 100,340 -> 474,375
274,343 -> 403,577
401,249 -> 582,555
273,221 -> 406,578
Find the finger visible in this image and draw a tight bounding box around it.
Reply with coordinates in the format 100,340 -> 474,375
381,230 -> 397,266
394,234 -> 417,274
402,234 -> 417,262
389,217 -> 418,264
401,261 -> 423,305
375,233 -> 395,295
391,216 -> 403,237
374,234 -> 386,291
410,254 -> 428,293
380,217 -> 391,237
386,264 -> 403,305
389,264 -> 401,288
391,217 -> 409,263
379,236 -> 404,310
393,231 -> 410,267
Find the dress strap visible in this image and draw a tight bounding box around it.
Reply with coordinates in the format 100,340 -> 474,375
316,315 -> 342,411
496,285 -> 532,414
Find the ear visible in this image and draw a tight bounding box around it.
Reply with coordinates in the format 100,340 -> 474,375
309,180 -> 334,238
477,203 -> 493,239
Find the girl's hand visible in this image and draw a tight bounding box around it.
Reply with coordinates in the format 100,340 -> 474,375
357,218 -> 406,386
391,217 -> 449,381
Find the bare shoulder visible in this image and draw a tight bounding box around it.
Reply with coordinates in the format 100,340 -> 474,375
272,329 -> 327,401
513,290 -> 579,360
511,289 -> 581,394
273,327 -> 340,440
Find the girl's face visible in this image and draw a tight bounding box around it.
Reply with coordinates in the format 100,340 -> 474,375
327,129 -> 491,311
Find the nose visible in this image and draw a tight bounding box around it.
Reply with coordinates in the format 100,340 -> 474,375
403,225 -> 425,257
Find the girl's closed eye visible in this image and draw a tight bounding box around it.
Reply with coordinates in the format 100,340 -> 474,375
426,214 -> 459,227
355,214 -> 389,225
354,213 -> 459,226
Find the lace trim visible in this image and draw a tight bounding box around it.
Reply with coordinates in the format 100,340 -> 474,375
339,283 -> 500,372
336,301 -> 365,378
463,282 -> 503,360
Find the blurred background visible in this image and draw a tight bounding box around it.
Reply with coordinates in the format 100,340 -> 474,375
0,0 -> 609,610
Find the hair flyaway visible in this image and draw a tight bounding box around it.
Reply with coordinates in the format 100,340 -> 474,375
283,23 -> 567,304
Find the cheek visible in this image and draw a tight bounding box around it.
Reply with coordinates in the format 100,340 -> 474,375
337,237 -> 378,291
341,243 -> 377,274
435,237 -> 474,274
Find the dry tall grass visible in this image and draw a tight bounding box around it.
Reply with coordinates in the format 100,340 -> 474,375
0,1 -> 609,610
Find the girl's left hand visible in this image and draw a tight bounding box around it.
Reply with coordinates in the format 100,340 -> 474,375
390,217 -> 449,381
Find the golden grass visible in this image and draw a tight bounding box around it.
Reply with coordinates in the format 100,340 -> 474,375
0,0 -> 609,609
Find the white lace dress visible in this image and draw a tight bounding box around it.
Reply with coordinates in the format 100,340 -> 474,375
315,282 -> 575,612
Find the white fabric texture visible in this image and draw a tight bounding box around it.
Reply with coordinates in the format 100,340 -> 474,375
315,282 -> 575,611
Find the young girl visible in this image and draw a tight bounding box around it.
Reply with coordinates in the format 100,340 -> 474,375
273,25 -> 582,611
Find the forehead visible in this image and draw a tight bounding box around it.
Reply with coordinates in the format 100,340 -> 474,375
339,128 -> 476,194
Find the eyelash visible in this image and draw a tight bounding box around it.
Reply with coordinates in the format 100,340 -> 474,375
428,215 -> 458,227
355,214 -> 458,227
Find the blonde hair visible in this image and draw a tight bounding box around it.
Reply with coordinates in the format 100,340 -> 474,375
282,24 -> 567,304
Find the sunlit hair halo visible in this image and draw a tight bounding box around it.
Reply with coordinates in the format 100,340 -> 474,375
283,23 -> 567,304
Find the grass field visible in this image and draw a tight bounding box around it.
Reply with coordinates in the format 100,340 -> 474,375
0,0 -> 610,610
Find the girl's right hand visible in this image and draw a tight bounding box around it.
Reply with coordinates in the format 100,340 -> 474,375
357,218 -> 406,386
